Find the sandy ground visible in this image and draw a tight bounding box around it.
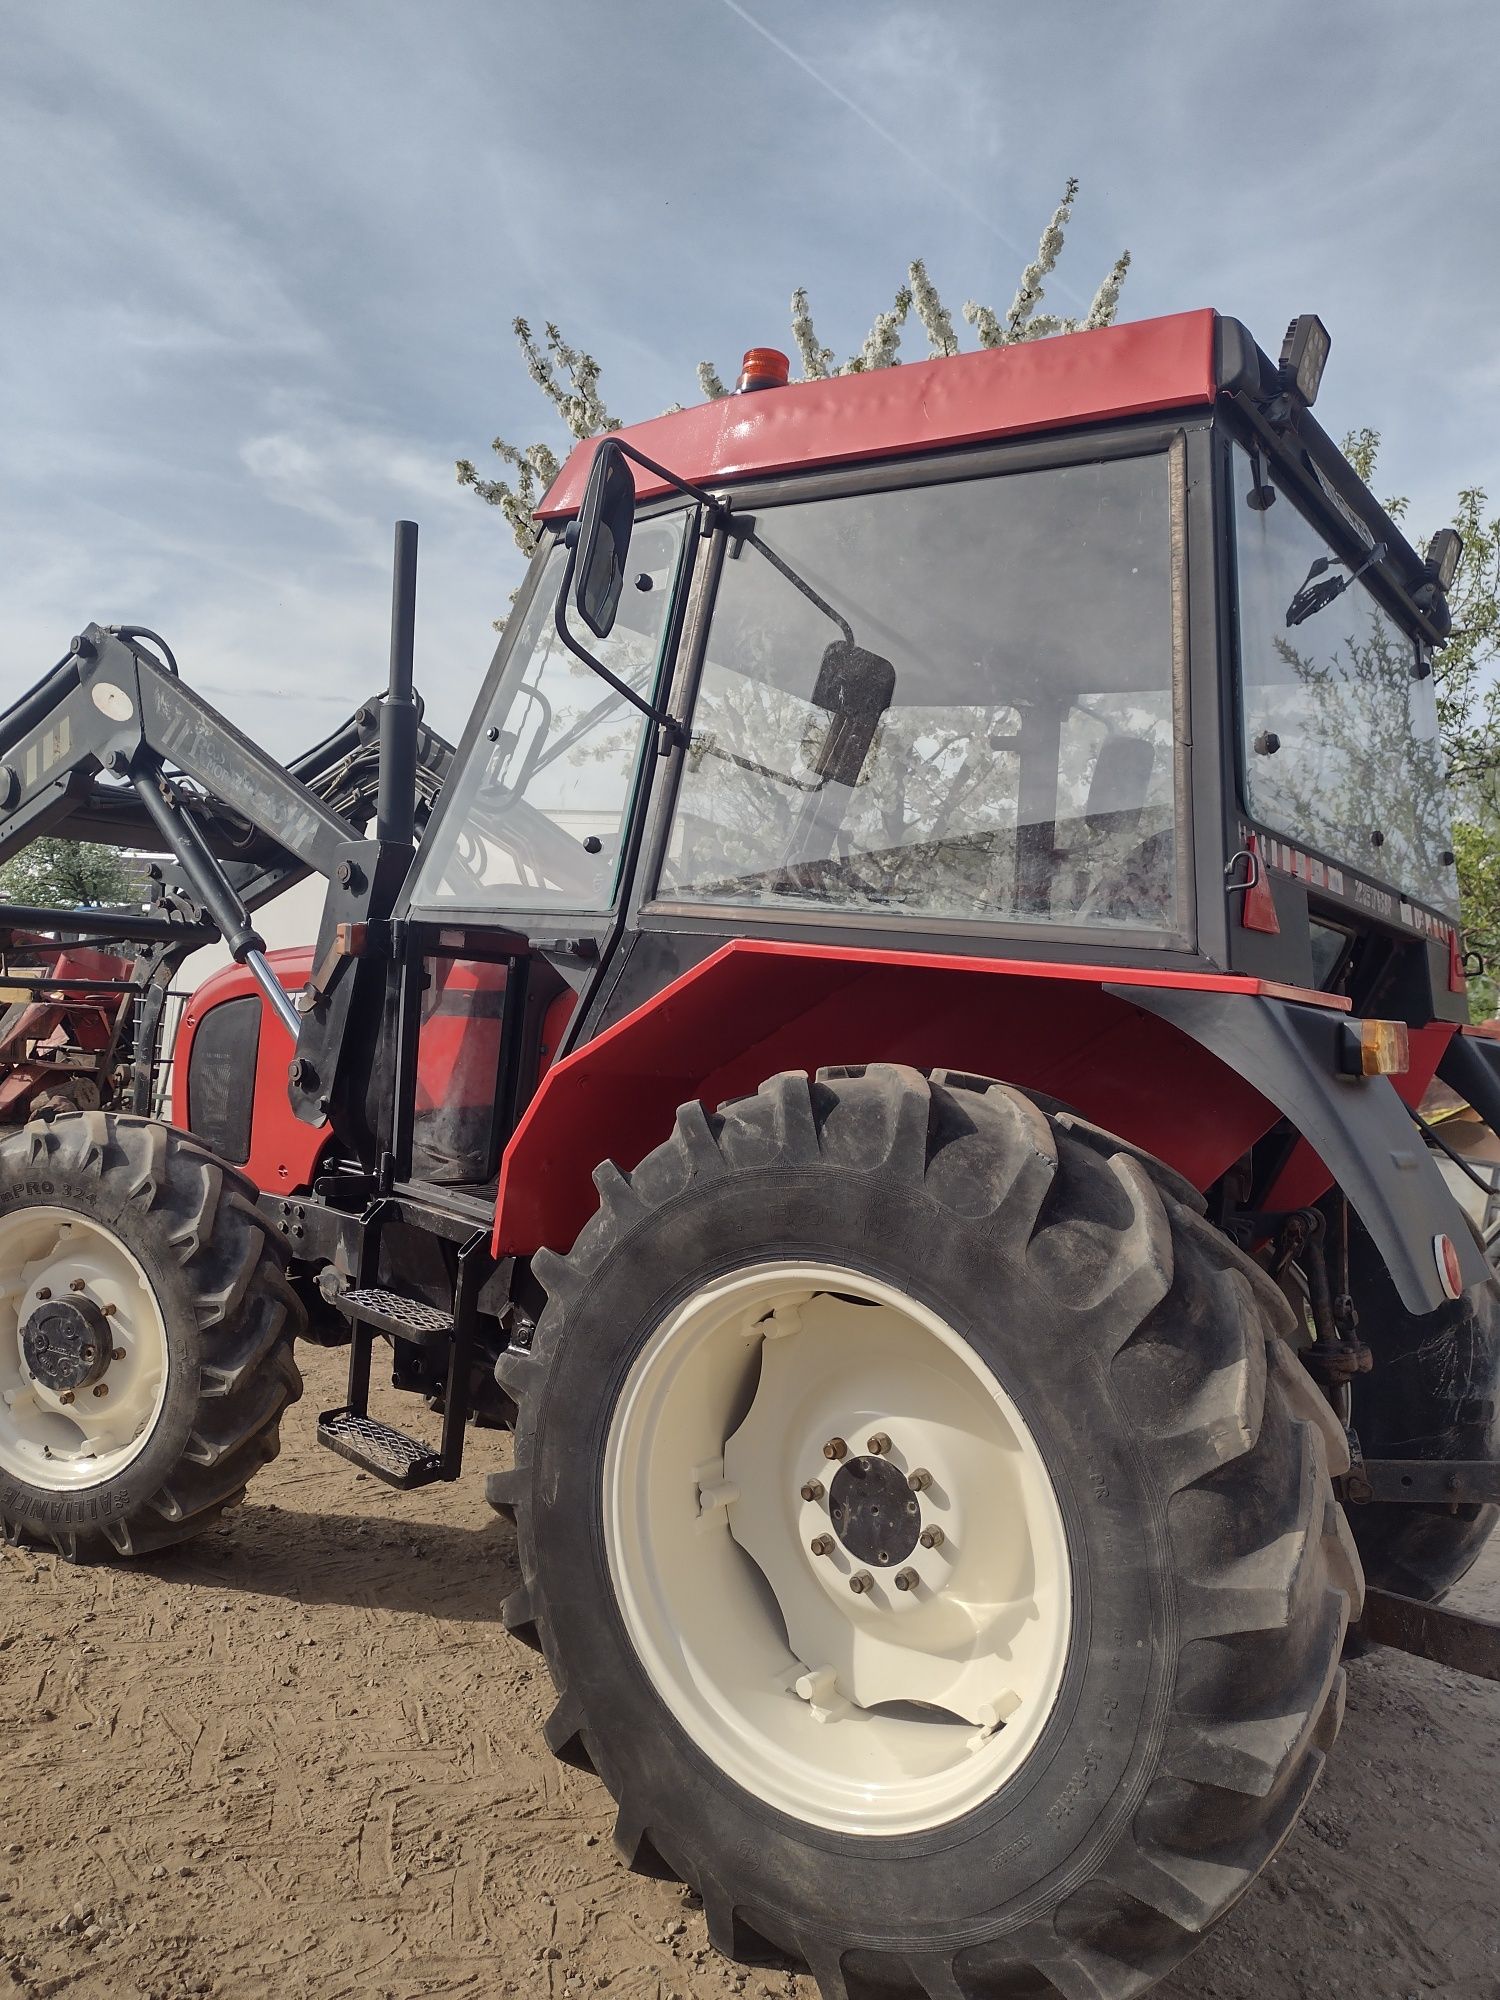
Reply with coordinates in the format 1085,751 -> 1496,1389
2,1344 -> 1498,2000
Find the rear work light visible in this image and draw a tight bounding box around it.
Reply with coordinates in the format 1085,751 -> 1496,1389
1279,313 -> 1331,407
1340,1018 -> 1410,1077
735,347 -> 790,393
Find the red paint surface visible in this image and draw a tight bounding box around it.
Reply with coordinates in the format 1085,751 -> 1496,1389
538,310 -> 1219,519
492,938 -> 1345,1258
0,944 -> 136,1123
173,949 -> 326,1195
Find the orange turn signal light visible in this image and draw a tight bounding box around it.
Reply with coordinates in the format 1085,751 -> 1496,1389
1340,1018 -> 1410,1077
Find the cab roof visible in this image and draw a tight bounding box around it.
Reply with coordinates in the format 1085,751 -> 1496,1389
537,308 -> 1218,520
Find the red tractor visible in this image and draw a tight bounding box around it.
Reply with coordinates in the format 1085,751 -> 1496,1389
1,309 -> 1497,1999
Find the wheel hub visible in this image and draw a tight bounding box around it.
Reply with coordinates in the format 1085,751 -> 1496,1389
605,1262 -> 1072,1835
0,1206 -> 168,1489
827,1452 -> 920,1567
21,1296 -> 114,1393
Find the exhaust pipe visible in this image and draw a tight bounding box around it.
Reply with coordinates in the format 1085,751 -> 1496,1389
376,520 -> 420,847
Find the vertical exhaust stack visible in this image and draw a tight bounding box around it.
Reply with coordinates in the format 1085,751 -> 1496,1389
377,520 -> 420,848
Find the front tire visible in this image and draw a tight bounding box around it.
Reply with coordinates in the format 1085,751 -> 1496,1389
0,1113 -> 302,1559
492,1067 -> 1360,2000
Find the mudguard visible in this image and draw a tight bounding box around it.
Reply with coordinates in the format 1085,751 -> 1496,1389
1111,986 -> 1486,1314
1438,1030 -> 1500,1139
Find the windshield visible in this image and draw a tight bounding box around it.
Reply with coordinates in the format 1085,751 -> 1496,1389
410,514 -> 687,911
1232,445 -> 1456,916
658,452 -> 1181,930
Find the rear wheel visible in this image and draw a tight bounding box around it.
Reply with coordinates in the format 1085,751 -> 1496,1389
1344,1209 -> 1500,1599
493,1067 -> 1360,1999
0,1113 -> 302,1559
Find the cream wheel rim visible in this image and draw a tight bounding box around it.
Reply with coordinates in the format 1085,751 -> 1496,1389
0,1206 -> 170,1489
602,1261 -> 1072,1835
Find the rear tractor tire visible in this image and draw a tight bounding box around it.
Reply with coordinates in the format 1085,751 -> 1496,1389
1343,1208 -> 1500,1600
491,1065 -> 1360,2000
0,1113 -> 303,1560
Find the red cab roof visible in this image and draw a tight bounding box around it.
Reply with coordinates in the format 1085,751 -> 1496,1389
537,308 -> 1218,520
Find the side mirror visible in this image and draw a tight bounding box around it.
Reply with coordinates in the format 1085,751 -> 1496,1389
810,640 -> 897,787
572,438 -> 636,639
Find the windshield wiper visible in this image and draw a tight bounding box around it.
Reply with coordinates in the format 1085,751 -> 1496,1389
1285,541 -> 1386,629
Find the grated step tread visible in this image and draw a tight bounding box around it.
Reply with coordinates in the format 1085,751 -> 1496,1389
317,1407 -> 445,1489
337,1287 -> 454,1341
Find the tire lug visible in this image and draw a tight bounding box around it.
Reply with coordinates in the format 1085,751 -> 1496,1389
867,1432 -> 892,1456
809,1534 -> 835,1557
92,1384 -> 108,1398
36,1287 -> 51,1301
822,1437 -> 847,1461
919,1526 -> 945,1550
58,1391 -> 74,1405
800,1479 -> 824,1502
102,1303 -> 117,1318
894,1567 -> 920,1592
112,1348 -> 126,1361
907,1467 -> 932,1491
848,1570 -> 873,1595
69,1278 -> 86,1293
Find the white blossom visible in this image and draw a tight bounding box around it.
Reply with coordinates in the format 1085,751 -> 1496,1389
847,286 -> 911,374
1001,176 -> 1078,343
1083,250 -> 1132,330
961,299 -> 1006,349
790,288 -> 834,379
697,361 -> 729,400
908,260 -> 959,358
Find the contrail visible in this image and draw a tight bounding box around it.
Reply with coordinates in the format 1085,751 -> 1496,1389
714,0 -> 1084,306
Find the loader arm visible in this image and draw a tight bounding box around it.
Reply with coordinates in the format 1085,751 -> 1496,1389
0,540 -> 437,1157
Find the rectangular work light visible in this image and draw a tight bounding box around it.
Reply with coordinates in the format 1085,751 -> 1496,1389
1279,314 -> 1331,408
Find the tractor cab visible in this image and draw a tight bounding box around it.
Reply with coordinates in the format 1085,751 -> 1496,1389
388,308 -> 1464,1224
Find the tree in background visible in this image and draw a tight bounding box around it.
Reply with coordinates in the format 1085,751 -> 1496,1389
458,179 -> 1129,557
1343,429 -> 1500,1016
0,837 -> 135,911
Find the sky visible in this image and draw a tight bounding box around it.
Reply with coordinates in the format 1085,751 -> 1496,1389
3,0 -> 1498,754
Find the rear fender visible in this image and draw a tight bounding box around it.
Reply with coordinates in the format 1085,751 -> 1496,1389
492,939 -> 1473,1315
1119,985 -> 1482,1313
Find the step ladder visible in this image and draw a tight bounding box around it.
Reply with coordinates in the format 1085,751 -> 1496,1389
316,1203 -> 490,1489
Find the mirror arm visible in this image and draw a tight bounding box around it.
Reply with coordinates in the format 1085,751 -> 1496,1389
604,438 -> 729,520
553,539 -> 688,749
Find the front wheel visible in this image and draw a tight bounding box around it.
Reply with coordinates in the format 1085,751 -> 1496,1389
0,1114 -> 302,1559
493,1067 -> 1360,1999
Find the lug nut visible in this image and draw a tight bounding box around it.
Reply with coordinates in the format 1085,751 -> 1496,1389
112,1348 -> 126,1362
58,1391 -> 74,1405
919,1526 -> 945,1550
907,1467 -> 932,1491
867,1433 -> 892,1456
92,1384 -> 108,1398
102,1303 -> 117,1318
800,1478 -> 825,1502
848,1571 -> 874,1595
822,1437 -> 847,1461
894,1567 -> 920,1592
36,1287 -> 51,1301
809,1534 -> 835,1557
69,1278 -> 87,1293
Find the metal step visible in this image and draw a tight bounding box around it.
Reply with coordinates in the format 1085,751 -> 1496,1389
316,1407 -> 445,1489
335,1287 -> 454,1344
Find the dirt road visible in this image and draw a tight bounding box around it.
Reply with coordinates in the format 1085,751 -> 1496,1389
3,1344 -> 1498,2000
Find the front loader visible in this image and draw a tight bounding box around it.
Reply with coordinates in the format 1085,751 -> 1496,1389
2,313 -> 1498,2000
